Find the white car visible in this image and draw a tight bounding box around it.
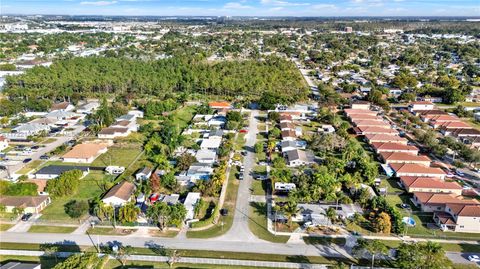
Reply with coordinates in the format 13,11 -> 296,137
468,255 -> 480,262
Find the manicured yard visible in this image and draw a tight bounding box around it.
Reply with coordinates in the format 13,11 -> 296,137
28,225 -> 76,233
170,105 -> 197,129
16,160 -> 42,175
248,202 -> 290,243
91,146 -> 143,167
86,227 -> 136,236
148,229 -> 179,238
39,171 -> 108,222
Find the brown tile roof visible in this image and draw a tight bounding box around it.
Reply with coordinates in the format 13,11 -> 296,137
98,127 -> 129,135
452,128 -> 480,137
50,101 -> 70,111
419,110 -> 448,116
380,152 -> 430,162
447,204 -> 480,217
281,130 -> 296,138
400,177 -> 462,190
434,211 -> 456,225
390,163 -> 446,175
344,109 -> 377,115
280,122 -> 295,129
440,121 -> 473,129
63,143 -> 108,159
366,134 -> 407,143
428,115 -> 459,122
26,179 -> 48,192
280,114 -> 292,121
371,142 -> 418,152
353,120 -> 387,127
414,192 -> 479,206
103,181 -> 135,201
349,114 -> 382,120
411,101 -> 434,105
114,120 -> 131,127
356,126 -> 398,134
0,196 -> 49,208
208,101 -> 231,108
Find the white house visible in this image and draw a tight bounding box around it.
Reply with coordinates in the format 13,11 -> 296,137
102,181 -> 136,207
128,110 -> 144,118
135,167 -> 153,181
184,192 -> 201,220
50,102 -> 75,112
13,123 -> 50,136
195,149 -> 217,164
200,138 -> 222,151
285,149 -> 315,167
409,101 -> 434,113
76,101 -> 100,114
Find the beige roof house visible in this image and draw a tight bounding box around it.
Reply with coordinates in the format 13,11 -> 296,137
400,177 -> 463,195
102,181 -> 135,206
62,143 -> 108,163
0,196 -> 51,214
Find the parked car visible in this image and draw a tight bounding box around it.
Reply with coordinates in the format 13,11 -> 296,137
21,213 -> 33,221
23,158 -> 32,163
220,208 -> 229,216
40,155 -> 50,160
31,145 -> 40,150
455,170 -> 465,177
400,203 -> 410,209
468,255 -> 480,262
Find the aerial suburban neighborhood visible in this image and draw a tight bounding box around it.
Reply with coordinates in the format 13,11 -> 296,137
0,8 -> 479,269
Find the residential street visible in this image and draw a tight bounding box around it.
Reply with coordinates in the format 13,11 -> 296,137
217,109 -> 263,242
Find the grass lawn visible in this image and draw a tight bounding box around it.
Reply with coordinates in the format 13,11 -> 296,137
40,138 -> 57,144
39,171 -> 108,222
86,227 -> 136,236
91,146 -> 143,167
380,178 -> 404,193
148,229 -> 179,238
170,105 -> 197,129
248,202 -> 290,243
187,165 -> 239,238
0,223 -> 13,231
0,212 -> 17,221
16,160 -> 42,175
251,180 -> 267,196
28,225 -> 76,234
234,133 -> 246,151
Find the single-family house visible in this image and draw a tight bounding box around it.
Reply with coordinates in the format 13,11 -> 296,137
12,123 -> 50,136
281,130 -> 297,141
162,194 -> 180,205
344,109 -> 377,116
195,149 -> 217,164
379,152 -> 431,166
208,101 -> 232,110
62,143 -> 108,163
274,182 -> 296,194
136,167 -> 153,181
184,192 -> 201,220
200,138 -> 222,151
285,149 -> 315,167
389,163 -> 446,179
111,120 -> 138,132
434,204 -> 480,233
76,101 -> 100,114
400,177 -> 463,195
279,114 -> 293,123
280,122 -> 295,131
408,101 -> 434,113
128,110 -> 144,118
50,101 -> 74,112
185,163 -> 214,182
0,196 -> 51,214
98,127 -> 130,139
353,120 -> 388,127
34,165 -> 90,179
102,181 -> 136,206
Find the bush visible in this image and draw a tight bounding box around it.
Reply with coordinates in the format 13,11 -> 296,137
64,200 -> 89,219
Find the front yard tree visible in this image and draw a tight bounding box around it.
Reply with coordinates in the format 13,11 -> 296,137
396,241 -> 452,269
353,239 -> 388,269
118,202 -> 140,223
372,212 -> 391,234
64,200 -> 89,219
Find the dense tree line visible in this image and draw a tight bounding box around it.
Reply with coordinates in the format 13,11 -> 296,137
2,56 -> 307,115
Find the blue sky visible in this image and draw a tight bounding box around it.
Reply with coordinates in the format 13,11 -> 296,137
2,0 -> 480,16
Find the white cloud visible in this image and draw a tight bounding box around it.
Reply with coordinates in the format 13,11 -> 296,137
260,0 -> 309,7
269,6 -> 284,11
223,2 -> 252,9
80,1 -> 118,6
312,4 -> 336,9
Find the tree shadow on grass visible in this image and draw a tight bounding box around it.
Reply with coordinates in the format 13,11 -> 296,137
286,255 -> 310,264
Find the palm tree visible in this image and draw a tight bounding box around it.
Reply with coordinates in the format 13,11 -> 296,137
353,239 -> 388,269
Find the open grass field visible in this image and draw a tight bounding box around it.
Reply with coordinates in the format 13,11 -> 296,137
0,223 -> 13,231
91,146 -> 143,167
27,225 -> 76,234
86,227 -> 137,236
251,179 -> 267,196
248,202 -> 290,243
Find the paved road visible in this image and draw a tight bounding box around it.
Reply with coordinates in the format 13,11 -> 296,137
0,232 -> 347,258
0,124 -> 85,179
217,110 -> 262,242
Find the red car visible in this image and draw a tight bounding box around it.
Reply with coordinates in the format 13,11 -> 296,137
149,193 -> 160,203
239,129 -> 248,133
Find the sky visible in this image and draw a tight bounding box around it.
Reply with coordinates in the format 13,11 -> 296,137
2,0 -> 480,17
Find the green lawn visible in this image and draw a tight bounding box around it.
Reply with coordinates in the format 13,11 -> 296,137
39,171 -> 108,222
28,225 -> 76,234
0,223 -> 13,231
170,105 -> 197,129
187,165 -> 239,238
91,146 -> 143,167
251,180 -> 267,196
86,227 -> 137,236
248,202 -> 290,243
16,160 -> 42,175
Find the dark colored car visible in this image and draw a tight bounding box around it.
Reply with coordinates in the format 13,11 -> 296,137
220,209 -> 229,216
21,213 -> 33,221
40,155 -> 50,160
23,158 -> 32,163
31,145 -> 40,150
